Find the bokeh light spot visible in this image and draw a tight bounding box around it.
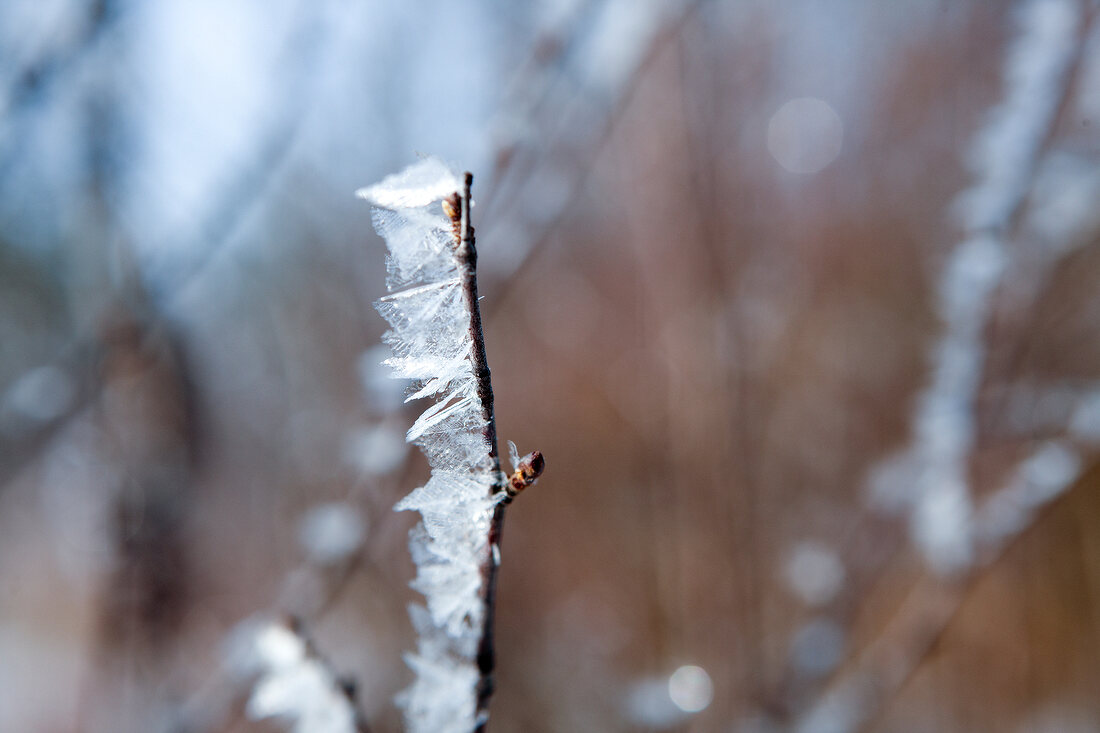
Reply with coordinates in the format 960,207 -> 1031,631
766,97 -> 844,174
668,665 -> 713,713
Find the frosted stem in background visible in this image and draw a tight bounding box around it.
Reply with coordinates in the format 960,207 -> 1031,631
805,7 -> 1095,727
358,158 -> 504,733
796,431 -> 1095,733
885,0 -> 1082,575
244,620 -> 367,733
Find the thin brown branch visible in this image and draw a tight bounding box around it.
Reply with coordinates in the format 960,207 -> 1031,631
452,172 -> 508,730
456,173 -> 503,478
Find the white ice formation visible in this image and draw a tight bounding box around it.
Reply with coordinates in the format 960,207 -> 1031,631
358,157 -> 502,733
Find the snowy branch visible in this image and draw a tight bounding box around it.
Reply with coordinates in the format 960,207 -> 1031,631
869,0 -> 1088,575
242,618 -> 369,733
358,158 -> 534,732
801,4 -> 1097,730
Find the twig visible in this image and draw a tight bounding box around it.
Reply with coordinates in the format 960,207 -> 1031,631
452,173 -> 508,730
456,174 -> 503,480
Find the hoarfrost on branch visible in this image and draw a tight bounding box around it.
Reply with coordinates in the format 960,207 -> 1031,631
357,158 -> 502,733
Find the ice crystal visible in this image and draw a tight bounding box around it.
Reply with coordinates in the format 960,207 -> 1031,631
358,158 -> 501,733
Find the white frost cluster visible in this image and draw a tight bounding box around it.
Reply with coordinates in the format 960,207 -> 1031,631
358,158 -> 502,733
871,0 -> 1081,576
244,622 -> 359,733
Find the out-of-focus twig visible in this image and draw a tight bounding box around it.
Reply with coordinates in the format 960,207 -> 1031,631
796,4 -> 1098,728
482,0 -> 706,312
